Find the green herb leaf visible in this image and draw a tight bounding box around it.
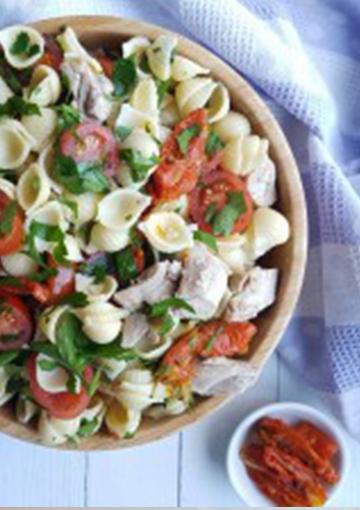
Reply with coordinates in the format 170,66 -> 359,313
56,312 -> 80,369
79,258 -> 107,285
138,53 -> 150,74
205,131 -> 225,157
193,230 -> 218,252
120,148 -> 159,183
0,200 -> 17,236
115,125 -> 132,141
0,96 -> 40,118
38,358 -> 59,371
204,202 -> 217,224
156,78 -> 173,106
149,297 -> 195,318
0,275 -> 23,287
59,196 -> 79,220
211,191 -> 247,236
158,313 -> 175,336
58,292 -> 89,308
26,267 -> 58,282
112,58 -> 137,98
87,366 -> 102,397
27,221 -> 68,266
10,31 -> 40,57
0,57 -> 22,94
77,418 -> 98,438
176,124 -> 201,155
0,351 -> 19,366
55,104 -> 81,132
54,155 -> 109,195
113,247 -> 138,287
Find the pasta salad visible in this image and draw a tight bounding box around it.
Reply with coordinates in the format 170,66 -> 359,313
0,25 -> 290,446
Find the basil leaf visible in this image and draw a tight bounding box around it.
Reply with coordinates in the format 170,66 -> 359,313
193,230 -> 218,252
58,292 -> 89,308
205,131 -> 225,157
112,58 -> 137,98
211,191 -> 247,236
0,351 -> 19,366
0,96 -> 40,118
204,202 -> 217,224
115,125 -> 132,141
54,155 -> 109,195
0,200 -> 17,236
149,297 -> 195,318
120,148 -> 159,183
176,124 -> 201,155
113,247 -> 138,286
10,32 -> 40,57
77,417 -> 98,438
55,104 -> 81,132
38,358 -> 59,371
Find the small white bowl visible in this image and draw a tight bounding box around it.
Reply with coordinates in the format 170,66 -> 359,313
226,402 -> 350,507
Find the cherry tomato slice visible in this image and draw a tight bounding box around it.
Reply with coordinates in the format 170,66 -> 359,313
59,120 -> 120,177
132,247 -> 145,274
190,168 -> 253,235
27,354 -> 93,420
152,109 -> 209,200
37,34 -> 63,71
97,55 -> 114,78
0,292 -> 33,350
0,192 -> 24,256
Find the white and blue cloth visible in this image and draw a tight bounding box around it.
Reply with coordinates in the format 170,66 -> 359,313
2,0 -> 360,438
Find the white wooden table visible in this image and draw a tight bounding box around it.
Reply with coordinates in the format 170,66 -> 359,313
1,353 -> 359,508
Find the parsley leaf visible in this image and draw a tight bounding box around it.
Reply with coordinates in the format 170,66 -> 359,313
79,257 -> 107,284
0,96 -> 40,118
38,358 -> 59,371
27,221 -> 68,266
58,292 -> 89,308
176,124 -> 201,155
0,200 -> 17,236
120,148 -> 159,182
156,78 -> 173,106
55,104 -> 81,132
10,31 -> 40,57
112,58 -> 137,98
204,202 -> 217,224
205,131 -> 225,157
193,230 -> 218,252
211,191 -> 247,236
59,196 -> 79,220
158,313 -> 175,336
115,125 -> 132,141
149,297 -> 195,318
53,155 -> 109,195
113,247 -> 138,287
26,267 -> 58,282
0,351 -> 19,366
0,57 -> 22,94
87,366 -> 102,397
77,418 -> 98,438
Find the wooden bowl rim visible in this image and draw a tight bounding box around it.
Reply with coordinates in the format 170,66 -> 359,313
0,15 -> 308,450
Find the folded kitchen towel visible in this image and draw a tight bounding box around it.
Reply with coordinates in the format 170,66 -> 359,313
2,0 -> 360,438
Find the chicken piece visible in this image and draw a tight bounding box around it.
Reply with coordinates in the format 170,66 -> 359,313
225,267 -> 278,322
114,260 -> 181,311
247,156 -> 277,207
61,60 -> 114,122
176,243 -> 229,320
121,313 -> 150,348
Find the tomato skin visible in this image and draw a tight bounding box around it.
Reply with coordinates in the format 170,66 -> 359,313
59,120 -> 120,177
190,168 -> 253,235
0,292 -> 33,350
97,55 -> 114,78
152,109 -> 209,200
0,192 -> 24,256
46,255 -> 75,305
132,247 -> 145,274
38,34 -> 63,71
27,354 -> 93,420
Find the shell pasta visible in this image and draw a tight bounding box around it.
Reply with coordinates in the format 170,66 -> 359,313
0,24 -> 290,445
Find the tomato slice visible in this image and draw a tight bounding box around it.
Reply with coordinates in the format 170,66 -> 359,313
59,120 -> 120,177
46,255 -> 75,305
196,321 -> 257,358
132,247 -> 145,274
27,354 -> 93,420
0,292 -> 33,350
190,168 -> 253,235
97,55 -> 114,78
37,34 -> 63,71
0,192 -> 24,256
152,109 -> 209,200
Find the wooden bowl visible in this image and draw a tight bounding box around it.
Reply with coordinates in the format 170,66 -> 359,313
0,16 -> 308,450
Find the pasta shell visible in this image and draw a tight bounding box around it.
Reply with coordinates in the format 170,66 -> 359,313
135,334 -> 173,361
0,177 -> 16,199
217,234 -> 252,274
130,78 -> 158,117
25,200 -> 69,232
100,358 -> 127,381
247,156 -> 277,207
64,234 -> 83,262
39,305 -> 69,344
1,252 -> 38,277
165,398 -> 188,415
38,411 -> 81,446
21,107 -> 58,152
0,76 -> 13,103
0,25 -> 44,69
222,135 -> 269,176
16,396 -> 38,424
248,207 -> 290,259
75,274 -> 118,302
175,78 -> 216,118
146,35 -> 178,81
153,194 -> 189,218
28,65 -> 61,106
138,212 -> 194,253
81,396 -> 106,427
122,36 -> 150,59
97,189 -> 151,230
16,162 -> 51,213
36,353 -> 78,394
90,223 -> 130,253
64,191 -> 101,226
0,119 -> 35,169
116,103 -> 159,139
160,93 -> 180,127
38,142 -> 63,194
116,368 -> 155,411
213,111 -> 251,142
207,83 -> 230,123
76,302 -> 128,344
171,55 -> 209,82
57,27 -> 101,73
105,400 -> 141,439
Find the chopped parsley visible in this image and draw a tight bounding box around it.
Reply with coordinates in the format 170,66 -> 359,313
27,221 -> 68,266
0,200 -> 17,236
115,125 -> 132,141
77,418 -> 99,439
193,230 -> 218,252
112,58 -> 137,98
205,131 -> 225,157
149,297 -> 195,318
113,246 -> 138,287
55,104 -> 81,132
211,191 -> 247,236
53,155 -> 109,195
10,31 -> 40,58
120,148 -> 159,183
0,96 -> 40,118
176,124 -> 201,155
